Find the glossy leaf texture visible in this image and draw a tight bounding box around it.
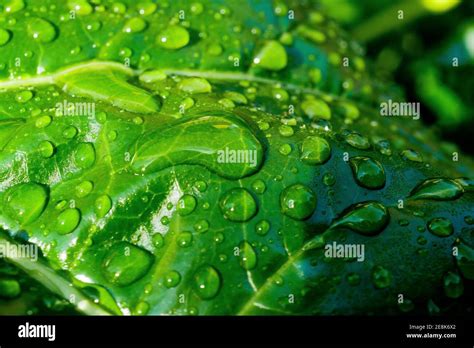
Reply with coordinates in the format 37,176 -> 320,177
0,0 -> 473,315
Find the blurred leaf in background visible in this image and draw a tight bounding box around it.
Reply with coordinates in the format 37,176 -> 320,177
319,0 -> 474,153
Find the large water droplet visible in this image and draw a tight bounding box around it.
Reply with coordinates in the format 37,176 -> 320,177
177,77 -> 212,94
27,18 -> 57,43
300,136 -> 331,165
330,201 -> 389,236
409,178 -> 464,201
349,156 -> 386,189
280,184 -> 317,220
131,115 -> 263,180
102,242 -> 154,287
427,217 -> 453,237
156,25 -> 190,50
4,183 -> 48,225
4,0 -> 25,13
193,265 -> 221,300
239,241 -> 257,270
219,188 -> 257,222
55,208 -> 81,234
252,40 -> 287,71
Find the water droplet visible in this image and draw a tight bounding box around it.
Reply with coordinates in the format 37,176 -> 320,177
156,25 -> 190,50
251,179 -> 266,194
455,241 -> 474,280
300,136 -> 331,165
75,180 -> 93,198
280,184 -> 317,220
279,143 -> 292,155
4,0 -> 25,13
137,1 -> 156,15
0,279 -> 21,298
349,156 -> 386,189
322,172 -> 335,186
194,180 -> 207,192
374,139 -> 392,156
38,140 -> 55,158
255,220 -> 270,236
330,201 -> 389,236
177,231 -> 193,248
443,271 -> 463,298
207,43 -> 223,56
164,270 -> 181,288
194,219 -> 209,233
179,97 -> 195,112
55,208 -> 81,234
15,90 -> 33,103
278,125 -> 294,137
152,233 -> 164,248
409,178 -> 464,201
344,131 -> 370,150
301,99 -> 331,120
193,265 -> 221,299
400,149 -> 423,162
372,265 -> 392,289
67,0 -> 93,15
74,143 -> 96,169
347,273 -> 361,286
177,194 -> 197,216
177,77 -> 212,94
133,301 -> 150,315
35,115 -> 52,128
123,17 -> 146,33
139,69 -> 167,83
4,182 -> 48,225
223,91 -> 247,105
252,40 -> 287,71
427,217 -> 453,237
94,194 -> 112,218
27,18 -> 57,43
0,28 -> 11,47
102,242 -> 153,286
63,126 -> 78,139
219,188 -> 257,222
239,241 -> 257,270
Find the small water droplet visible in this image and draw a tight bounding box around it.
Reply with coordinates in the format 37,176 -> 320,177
164,270 -> 181,288
15,90 -> 32,103
194,219 -> 209,233
177,231 -> 193,248
56,208 -> 81,234
400,149 -> 423,162
35,115 -> 52,128
239,241 -> 257,270
152,233 -> 164,248
75,180 -> 93,198
38,140 -> 55,158
27,18 -> 57,43
177,77 -> 212,94
123,17 -> 147,33
280,184 -> 317,220
219,188 -> 257,222
427,217 -> 453,237
156,25 -> 190,50
443,271 -> 463,298
300,136 -> 331,165
255,220 -> 270,236
177,194 -> 197,216
94,194 -> 112,218
193,265 -> 221,299
301,98 -> 331,120
74,143 -> 96,169
251,179 -> 266,194
344,131 -> 370,150
349,156 -> 386,189
372,265 -> 392,289
252,40 -> 287,71
102,242 -> 153,286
